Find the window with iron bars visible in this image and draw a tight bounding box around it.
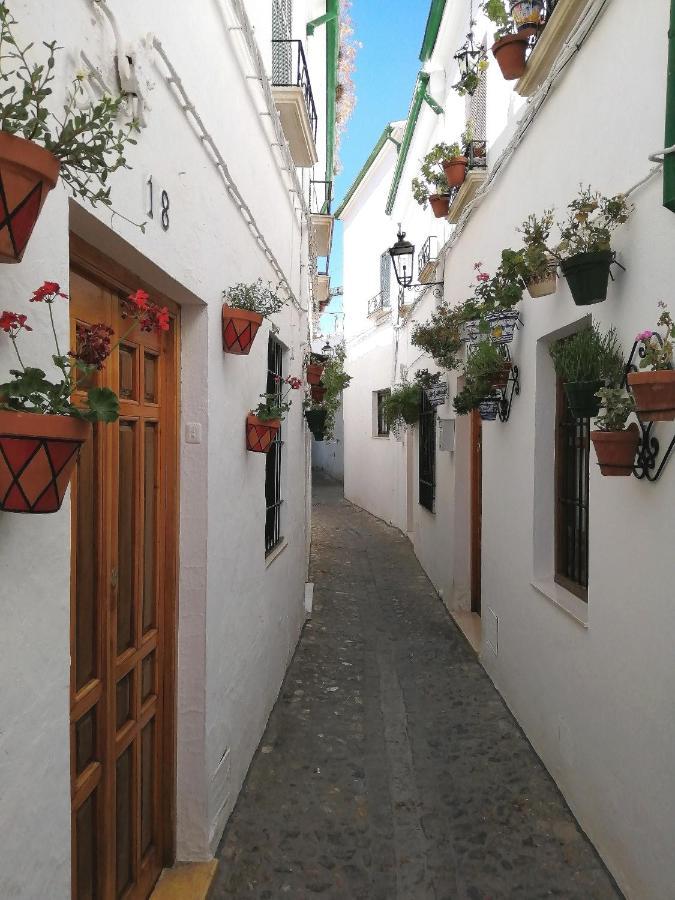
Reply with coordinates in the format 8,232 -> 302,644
376,390 -> 390,436
265,336 -> 284,554
380,250 -> 391,303
272,0 -> 293,83
555,377 -> 589,601
419,391 -> 436,512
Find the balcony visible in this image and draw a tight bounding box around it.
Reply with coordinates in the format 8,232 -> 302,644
418,236 -> 439,285
272,40 -> 319,167
516,0 -> 585,97
314,273 -> 330,307
447,142 -> 488,225
310,180 -> 334,258
367,292 -> 391,322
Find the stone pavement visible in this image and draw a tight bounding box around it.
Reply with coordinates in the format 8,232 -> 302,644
211,474 -> 621,899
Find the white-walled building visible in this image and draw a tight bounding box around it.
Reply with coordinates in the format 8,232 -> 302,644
338,1 -> 675,897
0,1 -> 339,896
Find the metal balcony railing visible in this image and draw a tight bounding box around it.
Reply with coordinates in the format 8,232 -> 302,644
368,292 -> 391,318
272,40 -> 318,141
418,236 -> 439,275
309,179 -> 333,215
467,140 -> 487,170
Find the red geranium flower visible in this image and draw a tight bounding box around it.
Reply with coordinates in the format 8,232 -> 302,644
477,272 -> 490,283
30,281 -> 68,303
71,322 -> 115,370
0,311 -> 32,335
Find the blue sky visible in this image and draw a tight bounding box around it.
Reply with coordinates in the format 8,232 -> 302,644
320,0 -> 425,332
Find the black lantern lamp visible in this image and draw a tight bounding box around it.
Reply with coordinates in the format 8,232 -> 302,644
389,225 -> 415,289
454,21 -> 481,77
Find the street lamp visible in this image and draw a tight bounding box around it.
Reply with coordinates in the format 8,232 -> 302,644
388,225 -> 415,289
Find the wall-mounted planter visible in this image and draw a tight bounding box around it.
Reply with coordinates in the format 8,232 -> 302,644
491,32 -> 531,80
310,384 -> 327,403
306,362 -> 325,385
222,305 -> 264,355
590,424 -> 640,476
526,257 -> 558,299
442,157 -> 468,189
486,310 -> 520,345
478,398 -> 500,421
305,408 -> 328,441
0,410 -> 91,513
245,414 -> 280,453
0,133 -> 60,264
564,380 -> 602,419
627,370 -> 675,422
510,0 -> 544,30
429,194 -> 451,219
560,250 -> 614,306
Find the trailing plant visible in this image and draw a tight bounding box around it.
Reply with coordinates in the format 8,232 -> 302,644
517,210 -> 555,280
411,304 -> 463,370
636,302 -> 675,371
594,387 -> 635,432
382,381 -> 421,433
452,55 -> 488,97
318,343 -> 352,439
411,142 -> 458,208
0,283 -> 170,422
453,379 -> 492,416
465,340 -> 508,384
0,3 -> 141,217
252,375 -> 302,422
223,279 -> 286,318
480,0 -> 513,39
556,187 -> 632,259
413,369 -> 441,390
549,325 -> 624,385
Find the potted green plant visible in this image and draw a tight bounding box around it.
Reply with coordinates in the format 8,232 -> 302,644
0,5 -> 141,263
627,303 -> 675,421
549,325 -> 624,419
590,387 -> 639,476
304,344 -> 351,441
0,282 -> 170,512
452,54 -> 489,98
466,340 -> 512,390
437,142 -> 468,189
411,304 -> 463,370
482,0 -> 532,80
412,144 -> 454,218
382,381 -> 421,434
556,187 -> 632,306
518,211 -> 558,299
222,280 -> 286,355
472,259 -> 524,345
246,375 -> 302,453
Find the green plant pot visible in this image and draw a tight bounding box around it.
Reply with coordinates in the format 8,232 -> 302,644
564,380 -> 603,419
305,408 -> 328,441
560,250 -> 614,306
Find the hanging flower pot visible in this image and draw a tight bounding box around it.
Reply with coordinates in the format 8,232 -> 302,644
590,424 -> 640,476
245,414 -> 280,453
311,384 -> 327,403
510,1 -> 544,31
222,305 -> 264,355
626,371 -> 675,422
486,310 -> 520,345
478,397 -> 500,421
306,362 -> 325,385
429,194 -> 451,218
564,380 -> 603,419
442,157 -> 468,189
491,32 -> 531,80
0,410 -> 91,513
560,250 -> 614,306
526,256 -> 558,299
0,133 -> 60,264
305,408 -> 328,441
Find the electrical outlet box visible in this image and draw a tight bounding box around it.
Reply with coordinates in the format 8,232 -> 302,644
185,422 -> 202,444
438,418 -> 455,452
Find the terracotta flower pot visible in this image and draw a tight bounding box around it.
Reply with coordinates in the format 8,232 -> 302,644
526,256 -> 558,299
590,424 -> 640,476
429,194 -> 451,219
306,363 -> 325,385
0,133 -> 60,264
442,157 -> 468,188
491,32 -> 531,80
627,370 -> 675,422
245,414 -> 280,453
311,384 -> 327,402
222,305 -> 264,355
560,250 -> 614,306
0,410 -> 91,513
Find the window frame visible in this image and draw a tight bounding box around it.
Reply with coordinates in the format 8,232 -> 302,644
265,336 -> 284,555
418,390 -> 436,513
375,389 -> 390,437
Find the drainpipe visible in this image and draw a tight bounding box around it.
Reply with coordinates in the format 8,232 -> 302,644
665,0 -> 675,211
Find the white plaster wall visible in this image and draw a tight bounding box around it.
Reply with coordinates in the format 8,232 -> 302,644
340,1 -> 675,895
311,397 -> 344,480
0,0 -> 325,892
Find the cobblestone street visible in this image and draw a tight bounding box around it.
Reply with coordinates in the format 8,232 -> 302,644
211,475 -> 621,899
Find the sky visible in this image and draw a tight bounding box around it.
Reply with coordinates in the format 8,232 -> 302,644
320,0 -> 425,334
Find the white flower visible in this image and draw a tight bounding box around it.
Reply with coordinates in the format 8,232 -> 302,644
74,68 -> 89,82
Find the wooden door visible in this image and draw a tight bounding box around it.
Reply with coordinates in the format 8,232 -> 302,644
69,250 -> 179,900
470,410 -> 482,615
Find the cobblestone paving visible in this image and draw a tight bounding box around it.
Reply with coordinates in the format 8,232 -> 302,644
211,475 -> 621,899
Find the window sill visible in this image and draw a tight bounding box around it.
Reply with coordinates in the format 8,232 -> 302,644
372,434 -> 390,439
516,0 -> 588,97
531,579 -> 588,628
447,170 -> 487,224
265,538 -> 288,568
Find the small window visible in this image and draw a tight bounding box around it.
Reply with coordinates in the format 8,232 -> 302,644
418,391 -> 436,512
380,250 -> 391,303
265,336 -> 284,554
376,390 -> 390,436
555,378 -> 589,600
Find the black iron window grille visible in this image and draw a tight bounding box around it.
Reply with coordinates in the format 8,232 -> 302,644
309,179 -> 333,215
380,250 -> 392,303
376,390 -> 390,436
265,336 -> 284,554
555,378 -> 589,601
367,292 -> 390,317
272,40 -> 318,142
419,390 -> 436,513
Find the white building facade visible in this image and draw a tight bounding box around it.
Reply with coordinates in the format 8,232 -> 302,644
338,1 -> 675,897
0,0 -> 338,897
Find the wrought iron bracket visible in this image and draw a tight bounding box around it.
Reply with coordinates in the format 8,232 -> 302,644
623,338 -> 675,482
498,345 -> 520,423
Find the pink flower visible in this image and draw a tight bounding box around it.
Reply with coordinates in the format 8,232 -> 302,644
477,272 -> 490,283
636,330 -> 654,342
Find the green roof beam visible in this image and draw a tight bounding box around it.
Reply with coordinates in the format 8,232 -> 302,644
334,125 -> 395,219
307,9 -> 338,36
325,0 -> 339,191
423,91 -> 443,115
419,0 -> 448,62
385,72 -> 429,215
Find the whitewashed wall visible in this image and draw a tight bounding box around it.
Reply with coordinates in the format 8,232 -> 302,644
0,0 -> 324,894
341,0 -> 675,896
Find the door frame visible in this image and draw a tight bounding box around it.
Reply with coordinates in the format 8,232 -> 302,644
470,410 -> 482,615
69,233 -> 180,872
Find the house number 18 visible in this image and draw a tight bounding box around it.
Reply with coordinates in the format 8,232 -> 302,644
147,176 -> 170,232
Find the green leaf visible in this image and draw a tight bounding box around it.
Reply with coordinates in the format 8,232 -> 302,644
85,387 -> 119,422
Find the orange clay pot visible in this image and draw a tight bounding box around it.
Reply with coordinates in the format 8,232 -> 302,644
246,414 -> 280,453
222,305 -> 264,355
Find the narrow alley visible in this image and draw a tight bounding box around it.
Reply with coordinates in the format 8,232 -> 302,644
210,474 -> 620,899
